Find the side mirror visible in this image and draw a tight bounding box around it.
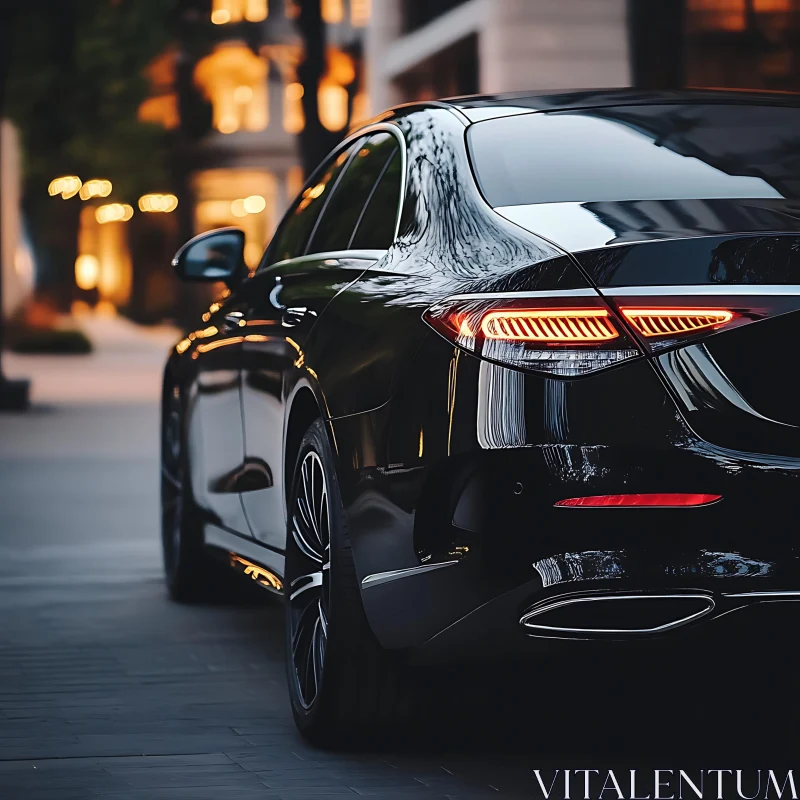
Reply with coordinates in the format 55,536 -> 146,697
172,228 -> 246,288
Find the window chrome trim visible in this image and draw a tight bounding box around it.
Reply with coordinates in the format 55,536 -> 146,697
723,590 -> 800,599
264,250 -> 388,272
443,288 -> 600,302
259,122 -> 407,273
331,122 -> 407,247
604,285 -> 800,297
303,134 -> 368,257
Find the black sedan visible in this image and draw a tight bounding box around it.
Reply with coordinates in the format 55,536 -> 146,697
162,89 -> 800,743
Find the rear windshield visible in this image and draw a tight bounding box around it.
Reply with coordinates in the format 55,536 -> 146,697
467,104 -> 800,207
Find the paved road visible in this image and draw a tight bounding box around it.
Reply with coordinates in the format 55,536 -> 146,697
1,349 -> 799,800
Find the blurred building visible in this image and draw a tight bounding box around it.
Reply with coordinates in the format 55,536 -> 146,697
181,0 -> 368,272
366,0 -> 800,107
0,121 -> 35,319
52,0 -> 800,322
71,0 -> 369,321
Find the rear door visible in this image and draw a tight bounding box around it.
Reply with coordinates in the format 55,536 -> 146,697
185,293 -> 251,534
240,130 -> 403,549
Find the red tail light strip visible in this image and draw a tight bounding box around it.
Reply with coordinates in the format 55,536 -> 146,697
481,309 -> 619,342
620,308 -> 735,338
555,493 -> 722,508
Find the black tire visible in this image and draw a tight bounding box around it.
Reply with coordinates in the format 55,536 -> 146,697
161,382 -> 230,602
284,419 -> 413,746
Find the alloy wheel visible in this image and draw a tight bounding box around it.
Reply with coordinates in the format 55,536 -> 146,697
288,450 -> 331,710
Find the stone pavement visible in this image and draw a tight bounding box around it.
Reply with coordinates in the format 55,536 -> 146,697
0,360 -> 549,799
0,345 -> 798,799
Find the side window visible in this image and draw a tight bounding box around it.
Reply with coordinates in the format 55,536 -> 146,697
265,139 -> 363,265
350,148 -> 403,250
306,133 -> 399,254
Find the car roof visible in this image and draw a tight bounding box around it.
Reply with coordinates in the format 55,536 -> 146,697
436,87 -> 800,122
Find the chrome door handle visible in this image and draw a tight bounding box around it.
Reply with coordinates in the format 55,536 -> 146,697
281,307 -> 315,327
223,311 -> 245,328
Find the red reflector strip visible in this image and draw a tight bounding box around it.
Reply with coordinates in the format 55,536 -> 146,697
555,493 -> 722,508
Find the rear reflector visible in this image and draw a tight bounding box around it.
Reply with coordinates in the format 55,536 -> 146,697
621,308 -> 735,338
555,493 -> 722,508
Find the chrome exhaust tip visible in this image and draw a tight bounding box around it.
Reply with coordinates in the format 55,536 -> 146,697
520,593 -> 715,638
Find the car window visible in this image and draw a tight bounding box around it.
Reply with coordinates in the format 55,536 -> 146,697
467,104 -> 799,206
306,133 -> 399,254
264,138 -> 363,265
350,147 -> 402,250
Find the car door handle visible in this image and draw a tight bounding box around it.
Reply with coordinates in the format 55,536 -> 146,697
281,307 -> 315,327
223,311 -> 245,329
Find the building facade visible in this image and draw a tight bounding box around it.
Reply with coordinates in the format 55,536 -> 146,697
0,122 -> 35,319
67,0 -> 370,321
366,0 -> 800,109
184,0 -> 369,272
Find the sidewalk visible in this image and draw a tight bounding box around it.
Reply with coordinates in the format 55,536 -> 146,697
2,314 -> 179,406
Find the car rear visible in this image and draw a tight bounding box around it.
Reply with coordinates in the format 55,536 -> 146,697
402,99 -> 800,656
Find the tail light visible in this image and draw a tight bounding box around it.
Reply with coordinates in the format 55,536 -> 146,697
481,309 -> 618,342
424,287 -> 762,377
621,309 -> 735,338
604,286 -> 794,353
423,292 -> 641,377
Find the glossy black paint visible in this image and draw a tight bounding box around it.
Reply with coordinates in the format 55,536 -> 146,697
164,89 -> 800,662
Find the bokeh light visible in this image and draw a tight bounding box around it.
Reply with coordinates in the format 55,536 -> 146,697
48,175 -> 82,199
79,179 -> 113,200
95,203 -> 134,224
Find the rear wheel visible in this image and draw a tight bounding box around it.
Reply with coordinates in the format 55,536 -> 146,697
284,419 -> 413,746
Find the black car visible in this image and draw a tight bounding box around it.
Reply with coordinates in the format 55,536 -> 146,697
162,88 -> 800,743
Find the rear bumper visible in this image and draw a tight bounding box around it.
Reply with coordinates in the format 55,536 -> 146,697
332,346 -> 800,658
360,537 -> 800,662
353,441 -> 800,656
408,585 -> 800,666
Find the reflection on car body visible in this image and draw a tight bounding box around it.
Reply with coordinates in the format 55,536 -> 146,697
161,88 -> 800,743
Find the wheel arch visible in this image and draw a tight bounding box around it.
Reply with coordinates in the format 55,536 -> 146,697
284,383 -> 328,506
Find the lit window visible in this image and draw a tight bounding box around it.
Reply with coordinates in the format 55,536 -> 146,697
318,82 -> 348,131
193,169 -> 277,271
75,254 -> 100,291
327,48 -> 356,85
351,0 -> 370,25
284,81 -> 305,133
211,0 -> 268,23
194,45 -> 269,133
315,47 -> 354,132
138,94 -> 179,129
321,0 -> 344,23
688,0 -> 745,30
245,0 -> 268,21
754,0 -> 790,8
77,205 -> 132,307
212,0 -> 241,23
243,83 -> 268,131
